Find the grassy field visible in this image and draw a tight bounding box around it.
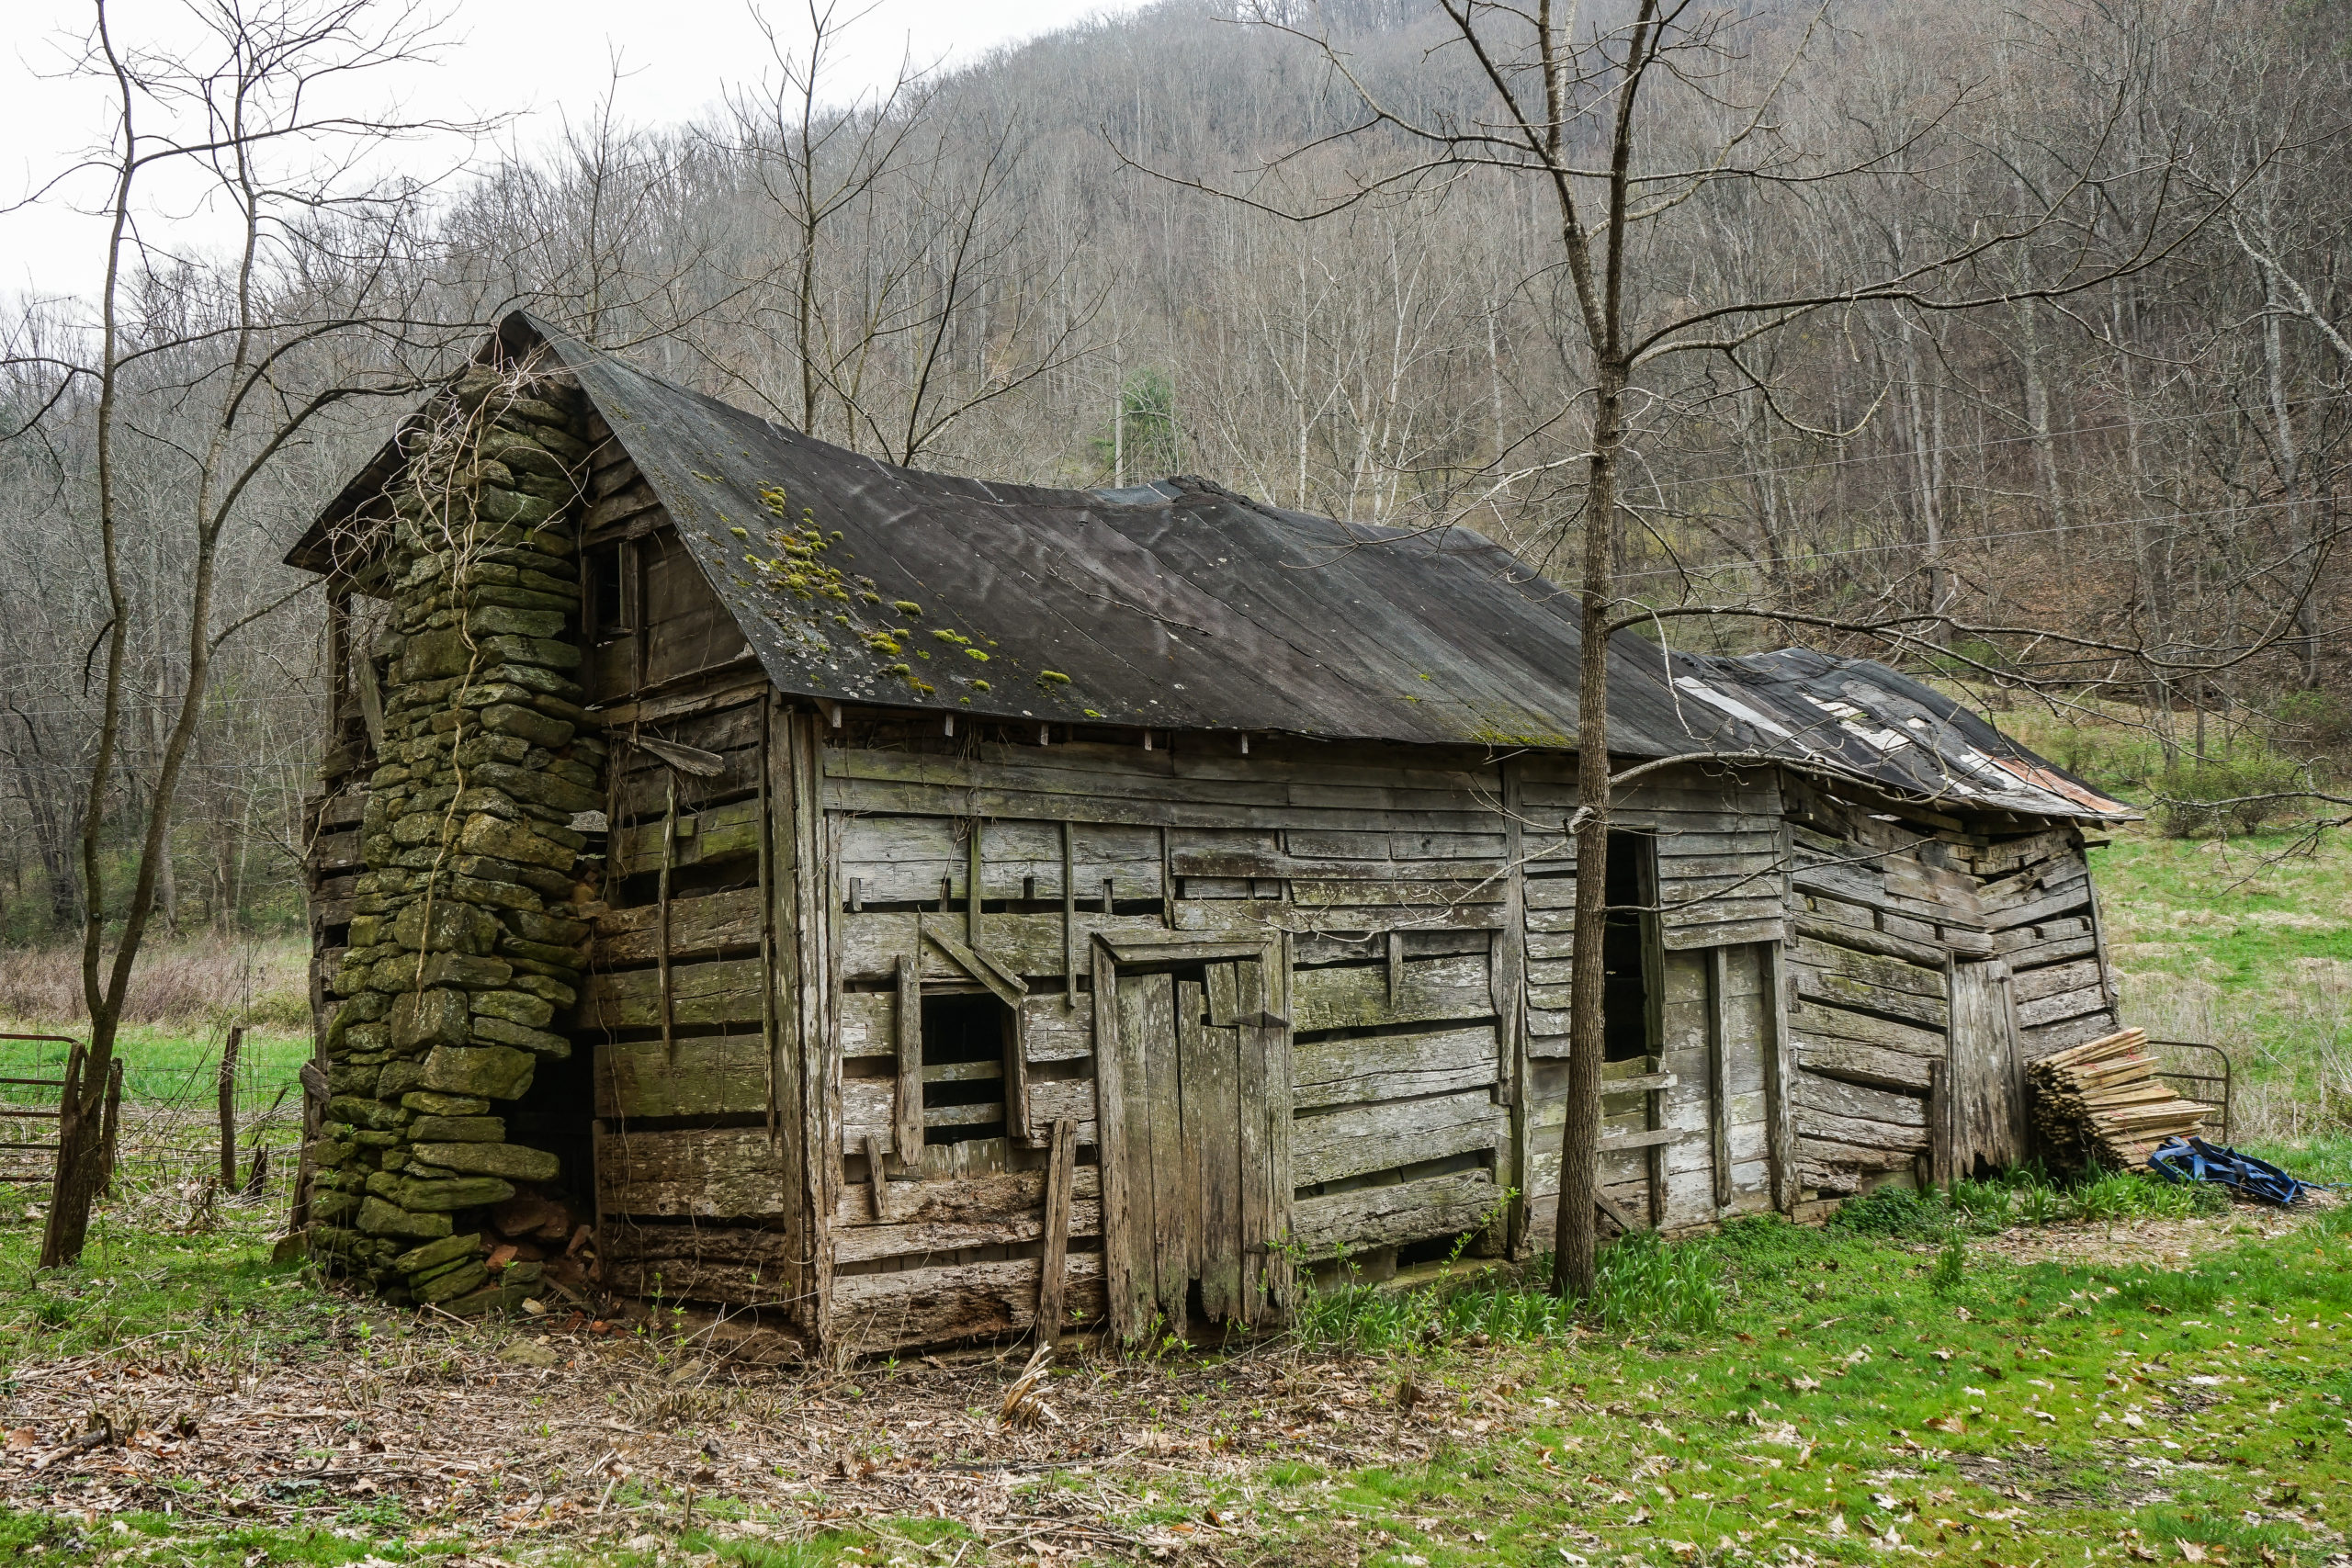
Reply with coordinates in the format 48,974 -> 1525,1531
2094,824 -> 2352,1138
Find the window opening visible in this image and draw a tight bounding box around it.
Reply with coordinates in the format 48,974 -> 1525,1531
1601,829 -> 1655,1063
919,990 -> 1010,1144
588,541 -> 635,643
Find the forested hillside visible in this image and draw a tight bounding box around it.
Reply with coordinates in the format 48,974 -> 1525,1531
2,0 -> 2346,941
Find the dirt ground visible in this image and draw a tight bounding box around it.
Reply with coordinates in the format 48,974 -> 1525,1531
1961,1190 -> 2333,1269
0,1301 -> 1531,1561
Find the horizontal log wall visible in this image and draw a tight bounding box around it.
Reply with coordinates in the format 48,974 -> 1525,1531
560,675 -> 2119,1339
576,667 -> 802,1322
1780,779 -> 2119,1198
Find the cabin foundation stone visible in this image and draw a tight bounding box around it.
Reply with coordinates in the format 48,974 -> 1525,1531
302,365 -> 598,1312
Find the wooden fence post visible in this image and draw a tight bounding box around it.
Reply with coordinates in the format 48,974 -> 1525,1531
218,1025 -> 243,1190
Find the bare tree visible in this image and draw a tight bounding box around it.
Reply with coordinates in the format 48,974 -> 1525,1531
5,0 -> 492,1266
1132,0 -> 2290,1298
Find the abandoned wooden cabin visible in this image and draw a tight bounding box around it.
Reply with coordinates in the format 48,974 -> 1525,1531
285,311 -> 2135,1350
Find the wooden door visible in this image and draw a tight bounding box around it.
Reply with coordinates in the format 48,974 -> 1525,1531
1947,958 -> 2025,1176
1097,948 -> 1290,1340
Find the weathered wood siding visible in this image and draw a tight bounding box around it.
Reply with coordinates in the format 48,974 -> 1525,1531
552,604 -> 2120,1345
1519,942 -> 1777,1245
575,684 -> 818,1325
1782,778 -> 2119,1197
819,727 -> 1522,1343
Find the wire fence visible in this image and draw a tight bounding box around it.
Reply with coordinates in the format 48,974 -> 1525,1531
0,1029 -> 309,1232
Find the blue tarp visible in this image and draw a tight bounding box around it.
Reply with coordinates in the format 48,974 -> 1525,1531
2149,1137 -> 2318,1206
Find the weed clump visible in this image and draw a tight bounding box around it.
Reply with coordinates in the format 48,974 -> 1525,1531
1831,1168 -> 2229,1240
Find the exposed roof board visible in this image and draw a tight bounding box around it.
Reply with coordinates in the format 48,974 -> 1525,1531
1668,647 -> 2134,822
287,312 -> 2133,824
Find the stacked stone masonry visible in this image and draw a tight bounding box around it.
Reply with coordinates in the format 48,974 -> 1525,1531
304,365 -> 602,1313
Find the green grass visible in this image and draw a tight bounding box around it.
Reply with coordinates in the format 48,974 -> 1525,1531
1159,1203 -> 2352,1567
2090,825 -> 2352,1138
0,1022 -> 308,1112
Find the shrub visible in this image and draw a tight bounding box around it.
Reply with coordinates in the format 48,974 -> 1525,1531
2155,751 -> 2312,838
2275,690 -> 2352,749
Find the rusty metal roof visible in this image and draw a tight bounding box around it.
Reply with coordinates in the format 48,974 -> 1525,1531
287,313 -> 2132,824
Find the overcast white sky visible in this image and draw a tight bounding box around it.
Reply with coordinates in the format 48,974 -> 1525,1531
1,0 -> 1136,304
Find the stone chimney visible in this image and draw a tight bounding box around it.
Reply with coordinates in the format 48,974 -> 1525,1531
304,362 -> 603,1312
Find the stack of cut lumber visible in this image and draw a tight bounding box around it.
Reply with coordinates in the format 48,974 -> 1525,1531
2027,1028 -> 2209,1172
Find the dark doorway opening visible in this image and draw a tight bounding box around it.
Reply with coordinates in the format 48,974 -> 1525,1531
918,990 -> 1011,1145
1601,829 -> 1655,1062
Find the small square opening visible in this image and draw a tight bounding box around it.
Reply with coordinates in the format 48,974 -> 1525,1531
919,991 -> 1011,1145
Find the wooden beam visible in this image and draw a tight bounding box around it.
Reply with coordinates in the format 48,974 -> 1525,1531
1707,945 -> 1734,1213
1091,940 -> 1143,1341
1763,938 -> 1797,1214
1060,820 -> 1078,1008
1792,914 -> 1946,969
893,953 -> 923,1158
865,1134 -> 892,1221
919,919 -> 1028,1007
1035,1117 -> 1078,1348
1601,1124 -> 1688,1154
967,818 -> 984,951
1594,1189 -> 1643,1235
1004,988 -> 1033,1145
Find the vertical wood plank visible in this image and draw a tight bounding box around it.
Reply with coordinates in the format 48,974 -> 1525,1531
1265,940 -> 1295,1317
1386,930 -> 1405,1007
1498,759 -> 1531,1256
1160,826 -> 1175,929
1194,965 -> 1243,1323
1004,992 -> 1033,1145
864,1133 -> 891,1221
1177,978 -> 1208,1290
658,773 -> 677,1056
1705,945 -> 1733,1212
1202,1024 -> 1245,1321
1035,1116 -> 1078,1347
1061,820 -> 1078,1009
1092,944 -> 1147,1341
893,954 -> 923,1157
2082,836 -> 2122,1020
1637,836 -> 1667,1228
1999,962 -> 2030,1163
1950,957 -> 2023,1175
1233,962 -> 1270,1325
967,818 -> 984,951
1138,972 -> 1186,1328
758,720 -> 779,1145
762,702 -> 815,1333
797,714 -> 837,1332
1762,938 -> 1796,1213
1928,1059 -> 1952,1190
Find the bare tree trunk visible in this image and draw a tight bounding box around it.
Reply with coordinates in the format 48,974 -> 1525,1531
1552,364 -> 1623,1299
